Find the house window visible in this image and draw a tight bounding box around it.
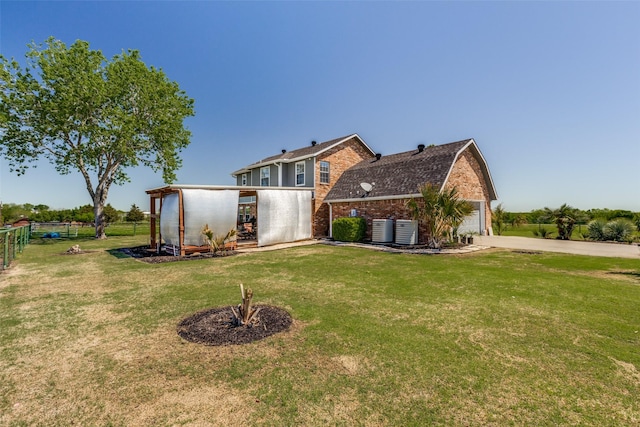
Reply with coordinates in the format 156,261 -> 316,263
241,173 -> 247,186
320,161 -> 330,184
260,166 -> 270,186
295,161 -> 305,186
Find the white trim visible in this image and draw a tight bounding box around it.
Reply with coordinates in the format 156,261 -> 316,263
313,156 -> 317,187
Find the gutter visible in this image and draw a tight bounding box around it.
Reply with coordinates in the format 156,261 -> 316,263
325,193 -> 423,204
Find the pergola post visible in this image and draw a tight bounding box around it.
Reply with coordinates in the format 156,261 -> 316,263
178,189 -> 186,256
149,194 -> 158,251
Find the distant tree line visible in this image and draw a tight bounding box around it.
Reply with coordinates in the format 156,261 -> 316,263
492,204 -> 640,242
1,203 -> 146,226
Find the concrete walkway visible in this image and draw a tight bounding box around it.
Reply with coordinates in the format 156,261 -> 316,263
236,239 -> 490,255
475,236 -> 640,259
237,236 -> 640,259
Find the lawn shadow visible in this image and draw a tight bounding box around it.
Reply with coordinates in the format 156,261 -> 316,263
608,271 -> 640,281
106,248 -> 133,259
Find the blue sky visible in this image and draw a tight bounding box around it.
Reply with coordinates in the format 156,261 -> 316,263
1,1 -> 639,212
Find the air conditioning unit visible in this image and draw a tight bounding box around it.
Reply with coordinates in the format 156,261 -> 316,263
395,220 -> 418,245
372,219 -> 393,243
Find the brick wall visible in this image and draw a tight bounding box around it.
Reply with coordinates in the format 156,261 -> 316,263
330,198 -> 420,242
444,150 -> 493,231
312,137 -> 374,237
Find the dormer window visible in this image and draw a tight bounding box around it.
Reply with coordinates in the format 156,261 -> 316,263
295,161 -> 305,186
260,166 -> 270,186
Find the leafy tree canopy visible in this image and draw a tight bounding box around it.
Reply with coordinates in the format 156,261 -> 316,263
0,37 -> 195,238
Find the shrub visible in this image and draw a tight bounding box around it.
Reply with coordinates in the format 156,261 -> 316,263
587,218 -> 635,242
586,219 -> 607,241
332,217 -> 366,242
532,227 -> 554,239
603,219 -> 635,242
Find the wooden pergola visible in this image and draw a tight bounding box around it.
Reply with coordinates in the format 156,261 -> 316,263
145,185 -> 261,256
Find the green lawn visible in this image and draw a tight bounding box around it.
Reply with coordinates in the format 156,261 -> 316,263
1,237 -> 639,425
500,223 -> 639,241
500,224 -> 587,239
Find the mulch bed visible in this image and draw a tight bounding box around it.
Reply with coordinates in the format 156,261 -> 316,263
117,245 -> 236,264
177,305 -> 293,346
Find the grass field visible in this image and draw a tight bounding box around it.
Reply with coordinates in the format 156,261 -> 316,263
1,237 -> 639,425
500,223 -> 639,241
500,224 -> 586,239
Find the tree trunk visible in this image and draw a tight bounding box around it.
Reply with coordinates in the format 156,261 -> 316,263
93,192 -> 108,239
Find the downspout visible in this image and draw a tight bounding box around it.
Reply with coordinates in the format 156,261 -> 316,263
328,202 -> 333,238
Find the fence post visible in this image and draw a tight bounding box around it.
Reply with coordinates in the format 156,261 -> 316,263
12,228 -> 18,260
2,231 -> 8,269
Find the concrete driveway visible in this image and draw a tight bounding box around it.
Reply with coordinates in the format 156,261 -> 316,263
475,236 -> 640,259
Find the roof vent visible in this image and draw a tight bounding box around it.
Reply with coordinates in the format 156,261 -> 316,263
418,144 -> 425,152
375,153 -> 382,161
282,149 -> 287,154
311,140 -> 317,146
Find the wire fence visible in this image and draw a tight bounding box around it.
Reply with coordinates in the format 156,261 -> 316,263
0,224 -> 31,270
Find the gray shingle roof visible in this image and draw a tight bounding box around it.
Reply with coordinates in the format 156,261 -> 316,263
232,134 -> 371,175
324,139 -> 474,201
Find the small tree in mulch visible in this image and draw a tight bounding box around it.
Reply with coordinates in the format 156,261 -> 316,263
176,284 -> 293,346
230,284 -> 260,327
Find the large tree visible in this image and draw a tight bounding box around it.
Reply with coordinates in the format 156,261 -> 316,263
0,37 -> 194,238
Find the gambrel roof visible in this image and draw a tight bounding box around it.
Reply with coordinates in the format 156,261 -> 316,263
231,133 -> 374,176
324,138 -> 497,202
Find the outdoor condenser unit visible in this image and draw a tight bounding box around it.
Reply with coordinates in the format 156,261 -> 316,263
372,219 -> 393,243
395,219 -> 418,245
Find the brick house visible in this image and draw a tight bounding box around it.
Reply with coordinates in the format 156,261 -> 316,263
324,139 -> 498,242
231,134 -> 376,237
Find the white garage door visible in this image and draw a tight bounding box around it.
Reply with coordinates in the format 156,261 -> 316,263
458,201 -> 484,235
458,210 -> 480,235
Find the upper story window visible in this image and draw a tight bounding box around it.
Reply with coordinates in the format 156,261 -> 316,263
320,161 -> 330,184
260,166 -> 270,186
241,173 -> 247,186
295,161 -> 305,186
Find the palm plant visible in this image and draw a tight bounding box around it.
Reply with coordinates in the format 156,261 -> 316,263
407,183 -> 473,248
543,203 -> 577,240
510,214 -> 528,228
492,203 -> 508,235
532,227 -> 554,239
201,224 -> 237,253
